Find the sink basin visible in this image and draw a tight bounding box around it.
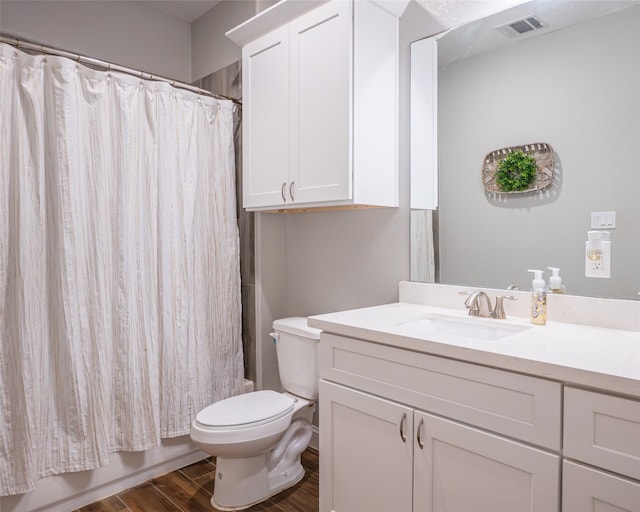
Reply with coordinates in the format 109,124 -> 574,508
398,313 -> 530,341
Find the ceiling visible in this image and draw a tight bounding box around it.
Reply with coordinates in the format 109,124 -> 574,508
438,0 -> 636,67
135,0 -> 222,22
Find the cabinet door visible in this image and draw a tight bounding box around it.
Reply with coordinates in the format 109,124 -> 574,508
563,460 -> 640,512
319,380 -> 413,512
242,26 -> 290,208
414,412 -> 560,512
290,0 -> 351,205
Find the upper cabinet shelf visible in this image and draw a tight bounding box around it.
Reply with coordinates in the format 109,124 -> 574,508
228,0 -> 409,212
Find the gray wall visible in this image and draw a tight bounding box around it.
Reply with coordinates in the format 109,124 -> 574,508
191,0 -> 259,81
0,0 -> 192,81
438,5 -> 640,299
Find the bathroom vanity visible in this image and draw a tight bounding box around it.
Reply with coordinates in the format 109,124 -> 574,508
309,282 -> 640,512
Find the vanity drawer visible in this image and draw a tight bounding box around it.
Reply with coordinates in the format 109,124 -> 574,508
320,333 -> 562,450
564,387 -> 640,480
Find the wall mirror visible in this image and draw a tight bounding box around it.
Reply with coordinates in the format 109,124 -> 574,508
411,0 -> 640,300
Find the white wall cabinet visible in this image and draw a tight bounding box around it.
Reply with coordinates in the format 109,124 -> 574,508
232,0 -> 404,211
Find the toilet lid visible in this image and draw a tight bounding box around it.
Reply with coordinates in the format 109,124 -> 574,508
196,390 -> 296,428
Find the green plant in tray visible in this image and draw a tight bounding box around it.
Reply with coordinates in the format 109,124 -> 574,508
495,150 -> 537,192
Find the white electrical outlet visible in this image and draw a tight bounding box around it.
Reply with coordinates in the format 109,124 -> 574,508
585,241 -> 611,278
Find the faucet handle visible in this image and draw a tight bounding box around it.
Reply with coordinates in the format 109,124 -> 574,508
492,295 -> 518,319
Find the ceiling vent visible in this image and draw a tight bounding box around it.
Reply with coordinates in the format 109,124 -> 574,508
496,15 -> 545,37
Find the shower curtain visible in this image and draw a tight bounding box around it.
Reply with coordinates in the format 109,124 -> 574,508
0,43 -> 244,496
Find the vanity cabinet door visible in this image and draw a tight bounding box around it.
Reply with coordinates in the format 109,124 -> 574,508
563,460 -> 640,512
414,411 -> 560,512
319,380 -> 413,512
242,26 -> 290,209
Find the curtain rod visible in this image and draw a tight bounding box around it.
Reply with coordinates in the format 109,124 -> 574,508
0,35 -> 242,107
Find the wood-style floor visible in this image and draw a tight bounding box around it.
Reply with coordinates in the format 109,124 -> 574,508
73,449 -> 319,512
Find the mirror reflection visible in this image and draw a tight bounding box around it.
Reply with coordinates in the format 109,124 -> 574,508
420,0 -> 640,300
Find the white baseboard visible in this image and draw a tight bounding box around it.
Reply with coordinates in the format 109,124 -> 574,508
310,425 -> 319,452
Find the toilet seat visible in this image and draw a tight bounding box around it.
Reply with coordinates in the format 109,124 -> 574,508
191,391 -> 300,448
196,390 -> 296,429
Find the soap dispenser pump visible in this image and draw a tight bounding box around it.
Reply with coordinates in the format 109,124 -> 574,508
547,267 -> 567,294
528,269 -> 547,325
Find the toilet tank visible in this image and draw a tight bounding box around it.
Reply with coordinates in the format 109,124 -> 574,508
271,317 -> 321,400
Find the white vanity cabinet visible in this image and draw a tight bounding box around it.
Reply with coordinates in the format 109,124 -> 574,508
319,333 -> 562,512
231,0 -> 402,211
562,387 -> 640,511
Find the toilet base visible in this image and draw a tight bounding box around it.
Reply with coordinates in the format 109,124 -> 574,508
210,412 -> 314,511
211,455 -> 305,511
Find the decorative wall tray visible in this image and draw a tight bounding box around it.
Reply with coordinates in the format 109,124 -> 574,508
482,142 -> 554,194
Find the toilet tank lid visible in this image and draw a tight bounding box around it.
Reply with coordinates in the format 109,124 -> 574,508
272,317 -> 321,340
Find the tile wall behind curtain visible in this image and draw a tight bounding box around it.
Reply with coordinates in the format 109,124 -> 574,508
194,61 -> 256,383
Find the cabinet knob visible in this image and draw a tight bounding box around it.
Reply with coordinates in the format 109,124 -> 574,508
399,412 -> 407,443
289,181 -> 295,202
281,182 -> 287,203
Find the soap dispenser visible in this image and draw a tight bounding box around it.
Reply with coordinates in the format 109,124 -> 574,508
528,269 -> 547,325
547,267 -> 567,294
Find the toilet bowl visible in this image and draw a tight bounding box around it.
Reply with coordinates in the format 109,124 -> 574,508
190,317 -> 320,511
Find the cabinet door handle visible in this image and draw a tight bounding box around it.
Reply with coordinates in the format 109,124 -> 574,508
289,181 -> 295,202
417,418 -> 425,450
281,182 -> 287,203
399,413 -> 407,443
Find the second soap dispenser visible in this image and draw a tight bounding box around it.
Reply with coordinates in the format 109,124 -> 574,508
547,267 -> 567,294
528,269 -> 547,325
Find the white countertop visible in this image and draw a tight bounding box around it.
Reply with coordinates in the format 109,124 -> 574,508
309,302 -> 640,398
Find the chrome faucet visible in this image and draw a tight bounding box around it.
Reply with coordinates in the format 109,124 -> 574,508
460,290 -> 518,319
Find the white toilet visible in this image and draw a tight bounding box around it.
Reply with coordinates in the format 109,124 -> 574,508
190,317 -> 321,511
